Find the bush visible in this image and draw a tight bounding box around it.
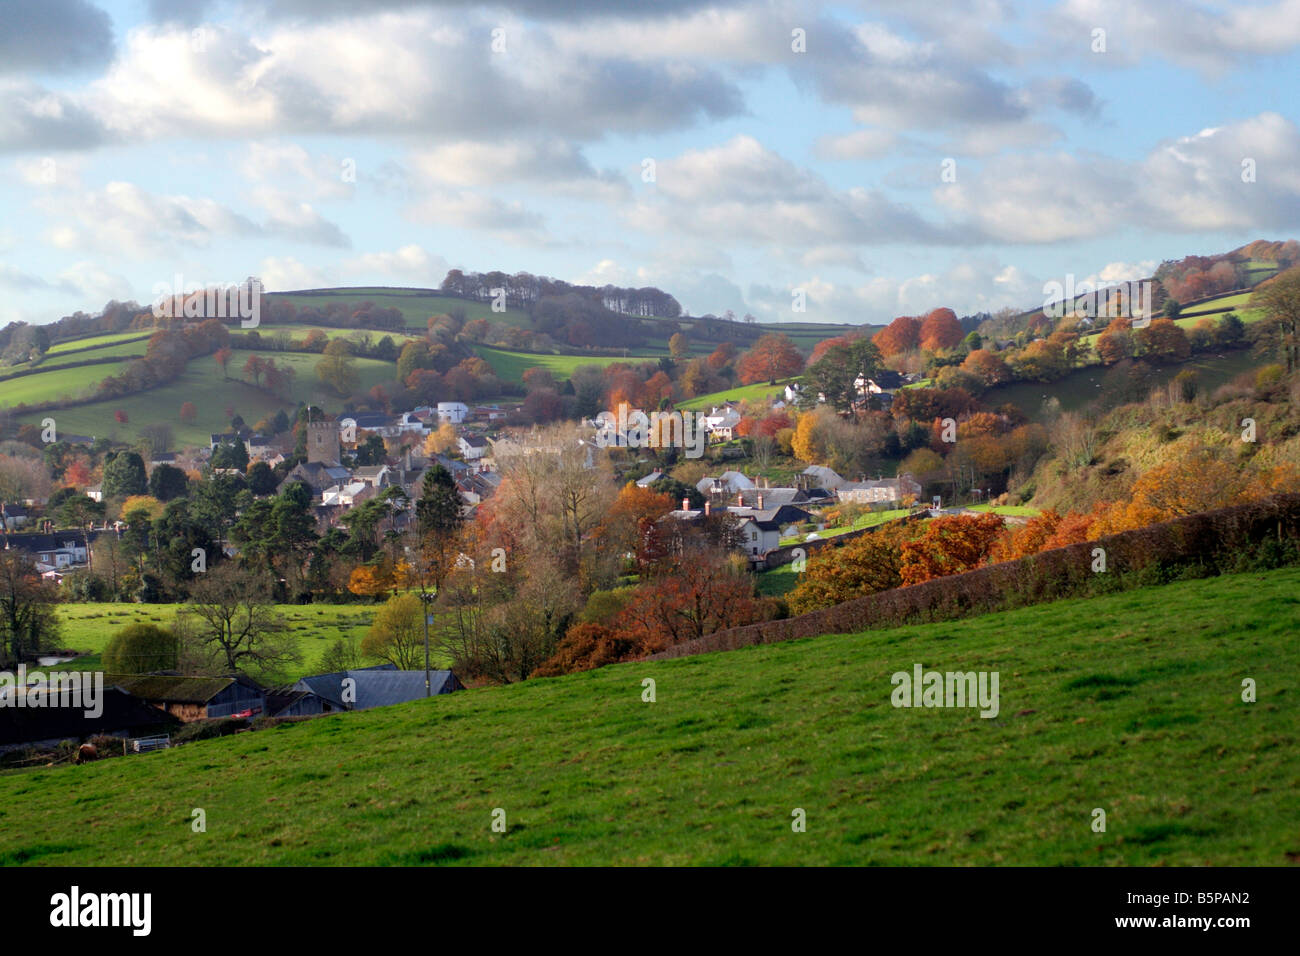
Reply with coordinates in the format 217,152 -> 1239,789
102,622 -> 177,674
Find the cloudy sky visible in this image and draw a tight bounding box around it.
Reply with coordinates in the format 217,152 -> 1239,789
3,0 -> 1299,327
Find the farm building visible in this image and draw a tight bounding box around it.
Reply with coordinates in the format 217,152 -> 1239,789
0,685 -> 179,751
290,665 -> 462,712
105,674 -> 267,722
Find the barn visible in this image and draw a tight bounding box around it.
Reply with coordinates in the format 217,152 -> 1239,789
105,674 -> 266,722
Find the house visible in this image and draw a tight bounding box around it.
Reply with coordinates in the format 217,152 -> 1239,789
289,664 -> 462,712
105,674 -> 267,722
696,470 -> 755,497
320,482 -> 374,508
243,434 -> 275,459
3,534 -> 90,569
437,401 -> 469,424
210,429 -> 252,451
801,465 -> 845,492
635,470 -> 664,488
732,504 -> 814,558
731,487 -> 809,509
837,473 -> 923,505
458,434 -> 489,461
352,465 -> 393,489
0,685 -> 179,752
280,461 -> 352,494
854,369 -> 904,395
0,503 -> 30,531
701,405 -> 742,442
85,484 -> 103,503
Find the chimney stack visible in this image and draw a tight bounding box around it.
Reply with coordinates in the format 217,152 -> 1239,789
757,493 -> 765,510
682,497 -> 690,511
737,492 -> 743,506
704,501 -> 711,516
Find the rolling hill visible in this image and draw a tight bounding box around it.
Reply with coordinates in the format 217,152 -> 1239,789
2,564 -> 1294,866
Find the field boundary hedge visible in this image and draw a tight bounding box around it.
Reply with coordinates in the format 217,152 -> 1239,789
648,494 -> 1300,660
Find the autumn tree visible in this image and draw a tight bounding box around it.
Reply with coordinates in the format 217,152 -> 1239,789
668,332 -> 689,360
899,512 -> 1005,585
737,333 -> 805,385
214,346 -> 232,378
361,593 -> 427,669
179,401 -> 197,424
1136,318 -> 1191,364
873,315 -> 921,357
423,421 -> 458,456
1251,265 -> 1300,372
919,308 -> 963,351
316,339 -> 360,397
961,349 -> 1009,387
787,522 -> 916,614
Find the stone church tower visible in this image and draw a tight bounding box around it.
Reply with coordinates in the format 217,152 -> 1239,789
306,420 -> 340,465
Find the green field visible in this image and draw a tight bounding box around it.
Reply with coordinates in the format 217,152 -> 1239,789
967,505 -> 1042,517
15,350 -> 398,446
2,565 -> 1295,865
46,331 -> 153,355
471,345 -> 644,384
678,381 -> 788,410
778,508 -> 910,546
0,360 -> 136,406
55,602 -> 390,681
767,321 -> 879,353
271,288 -> 532,330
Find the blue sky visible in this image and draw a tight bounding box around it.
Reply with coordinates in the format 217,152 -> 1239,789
2,0 -> 1299,327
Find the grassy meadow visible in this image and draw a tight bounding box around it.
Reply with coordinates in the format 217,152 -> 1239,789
3,565 -> 1295,865
52,602 -> 389,680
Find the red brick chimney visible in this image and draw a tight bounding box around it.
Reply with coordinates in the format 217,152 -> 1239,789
682,497 -> 690,511
757,493 -> 765,510
704,501 -> 711,516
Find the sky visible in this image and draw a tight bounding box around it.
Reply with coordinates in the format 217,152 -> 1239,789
2,0 -> 1299,328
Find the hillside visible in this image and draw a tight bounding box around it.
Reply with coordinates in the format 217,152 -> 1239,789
3,565 -> 1295,866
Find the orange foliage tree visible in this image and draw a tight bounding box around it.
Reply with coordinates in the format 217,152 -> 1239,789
919,308 -> 963,351
737,333 -> 804,385
899,512 -> 1005,585
873,315 -> 921,356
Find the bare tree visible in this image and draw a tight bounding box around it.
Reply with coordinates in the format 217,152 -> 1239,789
180,563 -> 299,677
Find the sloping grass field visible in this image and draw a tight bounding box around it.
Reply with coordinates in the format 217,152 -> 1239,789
14,351 -> 398,447
471,345 -> 644,383
271,288 -> 532,330
3,565 -> 1295,865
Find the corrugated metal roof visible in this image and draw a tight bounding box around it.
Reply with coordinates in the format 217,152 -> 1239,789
292,668 -> 459,710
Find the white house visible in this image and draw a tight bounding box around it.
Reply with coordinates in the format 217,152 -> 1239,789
459,434 -> 489,461
321,482 -> 373,508
437,402 -> 469,424
701,405 -> 742,442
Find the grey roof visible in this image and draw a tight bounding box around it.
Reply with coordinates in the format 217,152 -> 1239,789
735,488 -> 807,508
801,465 -> 844,489
292,666 -> 461,710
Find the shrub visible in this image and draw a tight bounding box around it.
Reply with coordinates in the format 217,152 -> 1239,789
101,623 -> 177,673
